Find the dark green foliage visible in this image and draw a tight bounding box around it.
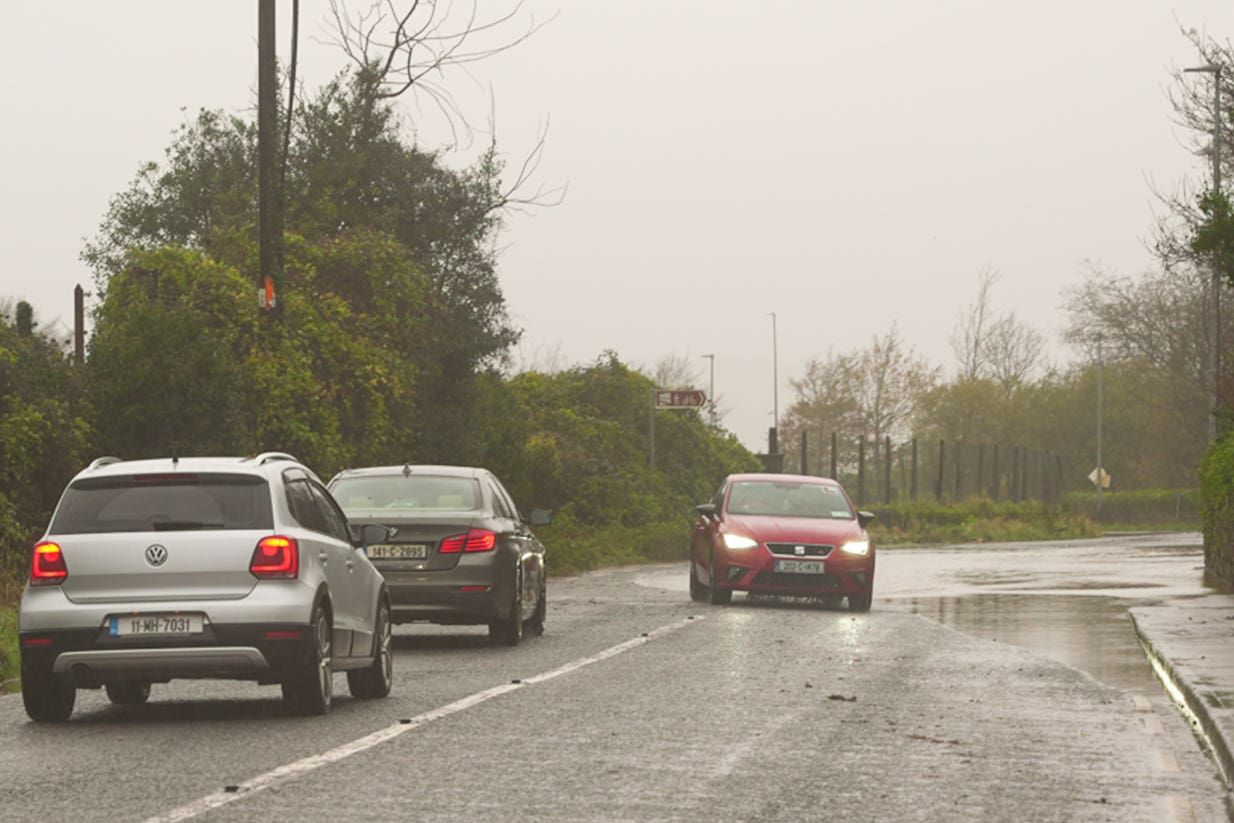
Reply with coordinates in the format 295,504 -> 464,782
0,304 -> 91,581
496,354 -> 761,574
869,499 -> 1099,546
83,69 -> 517,465
1200,436 -> 1234,588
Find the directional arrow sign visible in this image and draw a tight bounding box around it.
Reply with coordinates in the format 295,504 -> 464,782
655,390 -> 706,409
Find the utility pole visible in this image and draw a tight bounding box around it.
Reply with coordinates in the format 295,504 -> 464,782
1096,333 -> 1104,514
702,353 -> 716,425
1186,63 -> 1223,441
258,0 -> 281,317
770,313 -> 779,453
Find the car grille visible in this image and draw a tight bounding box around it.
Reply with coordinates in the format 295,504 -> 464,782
765,543 -> 833,558
751,571 -> 843,589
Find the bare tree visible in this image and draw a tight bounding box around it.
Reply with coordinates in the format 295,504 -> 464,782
950,266 -> 1001,381
949,267 -> 1046,393
649,351 -> 703,390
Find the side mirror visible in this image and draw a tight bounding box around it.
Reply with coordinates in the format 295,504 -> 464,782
695,503 -> 718,518
526,508 -> 552,527
857,510 -> 875,530
357,523 -> 391,548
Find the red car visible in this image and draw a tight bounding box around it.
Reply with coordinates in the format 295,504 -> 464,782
689,473 -> 875,611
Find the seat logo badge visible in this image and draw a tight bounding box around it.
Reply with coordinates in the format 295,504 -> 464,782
145,544 -> 168,567
795,545 -> 805,556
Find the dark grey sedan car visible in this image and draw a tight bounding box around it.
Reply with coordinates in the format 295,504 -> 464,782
328,465 -> 550,645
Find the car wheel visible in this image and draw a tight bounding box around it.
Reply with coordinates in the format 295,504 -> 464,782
21,652 -> 75,722
707,550 -> 732,606
848,591 -> 873,612
282,603 -> 333,716
348,598 -> 393,699
105,680 -> 151,706
688,556 -> 706,602
489,569 -> 524,646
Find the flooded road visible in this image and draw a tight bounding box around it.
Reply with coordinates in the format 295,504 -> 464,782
877,533 -> 1214,696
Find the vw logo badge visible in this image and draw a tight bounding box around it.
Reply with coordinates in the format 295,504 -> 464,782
794,545 -> 805,556
145,544 -> 169,567
388,526 -> 399,539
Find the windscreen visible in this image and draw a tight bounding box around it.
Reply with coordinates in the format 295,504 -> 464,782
49,473 -> 273,534
726,481 -> 854,519
331,475 -> 482,515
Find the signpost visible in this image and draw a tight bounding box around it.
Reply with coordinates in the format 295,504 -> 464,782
649,389 -> 707,468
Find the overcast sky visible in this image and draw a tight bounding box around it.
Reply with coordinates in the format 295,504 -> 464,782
3,2 -> 1232,452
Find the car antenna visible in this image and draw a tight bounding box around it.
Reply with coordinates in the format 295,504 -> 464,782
172,450 -> 179,469
402,463 -> 412,478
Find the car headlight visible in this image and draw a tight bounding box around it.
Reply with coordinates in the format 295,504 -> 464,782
723,533 -> 759,550
840,539 -> 870,556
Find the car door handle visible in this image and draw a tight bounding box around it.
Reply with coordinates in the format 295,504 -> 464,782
346,559 -> 355,572
318,552 -> 328,564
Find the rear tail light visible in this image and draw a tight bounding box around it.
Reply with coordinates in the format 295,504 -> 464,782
30,542 -> 68,586
250,536 -> 299,579
439,529 -> 497,553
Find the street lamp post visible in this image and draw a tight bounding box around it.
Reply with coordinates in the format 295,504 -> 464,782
770,313 -> 779,453
702,353 -> 716,426
1186,63 -> 1223,442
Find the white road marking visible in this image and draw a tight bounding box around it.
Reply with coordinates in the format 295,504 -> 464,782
145,617 -> 703,823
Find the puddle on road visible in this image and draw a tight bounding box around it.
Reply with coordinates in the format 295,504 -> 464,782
900,594 -> 1162,696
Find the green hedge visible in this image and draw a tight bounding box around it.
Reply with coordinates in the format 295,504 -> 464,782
868,498 -> 1099,546
1063,488 -> 1201,528
1200,437 -> 1234,589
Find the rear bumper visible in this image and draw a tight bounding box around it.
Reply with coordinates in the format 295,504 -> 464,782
19,623 -> 316,686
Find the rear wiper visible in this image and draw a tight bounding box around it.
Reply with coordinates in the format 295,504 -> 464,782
151,521 -> 225,531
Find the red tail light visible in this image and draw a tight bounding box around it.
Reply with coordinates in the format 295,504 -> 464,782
439,529 -> 497,553
250,536 -> 299,579
31,542 -> 68,586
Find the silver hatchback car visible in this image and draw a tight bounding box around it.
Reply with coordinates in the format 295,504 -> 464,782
18,453 -> 393,721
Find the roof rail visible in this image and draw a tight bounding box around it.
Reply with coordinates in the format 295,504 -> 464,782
253,452 -> 300,466
86,456 -> 122,471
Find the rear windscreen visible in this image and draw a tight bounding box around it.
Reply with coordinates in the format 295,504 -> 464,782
48,473 -> 274,534
331,475 -> 481,515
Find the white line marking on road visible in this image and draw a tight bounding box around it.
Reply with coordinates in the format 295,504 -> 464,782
145,616 -> 704,823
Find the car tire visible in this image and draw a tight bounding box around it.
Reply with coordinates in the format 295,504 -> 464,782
282,603 -> 333,716
105,681 -> 151,706
489,569 -> 524,646
348,598 -> 393,700
21,653 -> 75,722
848,592 -> 873,612
707,550 -> 732,606
688,556 -> 706,602
527,579 -> 546,637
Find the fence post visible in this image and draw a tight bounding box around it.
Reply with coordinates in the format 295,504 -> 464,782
936,439 -> 945,501
910,438 -> 918,501
830,432 -> 837,479
800,430 -> 809,475
857,438 -> 866,506
954,441 -> 963,500
883,436 -> 892,503
991,444 -> 1000,501
976,443 -> 985,499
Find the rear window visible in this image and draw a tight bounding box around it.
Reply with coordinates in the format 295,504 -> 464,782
331,475 -> 481,515
48,473 -> 273,534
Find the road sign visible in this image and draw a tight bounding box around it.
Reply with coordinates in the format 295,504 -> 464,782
1087,467 -> 1111,489
655,390 -> 706,409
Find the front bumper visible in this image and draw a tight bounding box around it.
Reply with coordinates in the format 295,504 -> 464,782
714,549 -> 875,597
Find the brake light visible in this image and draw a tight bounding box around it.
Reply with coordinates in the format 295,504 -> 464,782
250,536 -> 299,579
31,542 -> 68,586
439,529 -> 497,553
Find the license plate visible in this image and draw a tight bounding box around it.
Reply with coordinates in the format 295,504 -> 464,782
109,614 -> 204,637
775,559 -> 825,575
367,543 -> 428,560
